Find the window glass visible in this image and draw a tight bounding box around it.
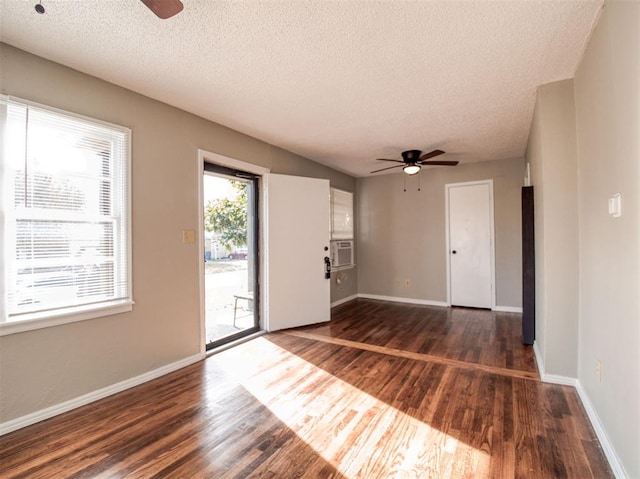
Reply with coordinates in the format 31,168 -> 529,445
1,96 -> 131,329
330,188 -> 353,240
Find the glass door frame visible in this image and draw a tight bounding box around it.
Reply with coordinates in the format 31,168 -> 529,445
203,162 -> 260,350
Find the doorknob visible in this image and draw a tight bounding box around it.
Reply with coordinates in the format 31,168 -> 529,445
451,250 -> 457,254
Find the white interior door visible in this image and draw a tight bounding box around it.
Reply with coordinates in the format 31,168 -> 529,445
266,174 -> 331,331
447,181 -> 494,309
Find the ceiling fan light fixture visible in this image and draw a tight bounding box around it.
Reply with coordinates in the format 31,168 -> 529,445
403,164 -> 421,175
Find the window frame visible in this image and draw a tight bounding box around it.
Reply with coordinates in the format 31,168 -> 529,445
330,187 -> 354,241
0,95 -> 133,336
329,187 -> 355,271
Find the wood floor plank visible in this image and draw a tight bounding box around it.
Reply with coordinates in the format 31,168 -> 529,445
284,329 -> 540,381
0,299 -> 613,478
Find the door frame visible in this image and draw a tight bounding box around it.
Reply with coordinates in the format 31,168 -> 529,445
444,179 -> 496,310
197,149 -> 270,354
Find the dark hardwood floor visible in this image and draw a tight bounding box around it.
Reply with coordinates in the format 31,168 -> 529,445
0,299 -> 613,478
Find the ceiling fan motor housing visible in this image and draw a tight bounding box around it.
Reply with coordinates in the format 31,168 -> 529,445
402,150 -> 422,163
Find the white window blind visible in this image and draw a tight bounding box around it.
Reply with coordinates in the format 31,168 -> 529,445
330,188 -> 353,240
1,96 -> 131,326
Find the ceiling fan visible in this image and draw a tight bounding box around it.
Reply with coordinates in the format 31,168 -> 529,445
141,0 -> 184,19
371,149 -> 459,175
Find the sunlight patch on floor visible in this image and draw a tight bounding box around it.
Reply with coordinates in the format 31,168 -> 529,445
213,337 -> 490,479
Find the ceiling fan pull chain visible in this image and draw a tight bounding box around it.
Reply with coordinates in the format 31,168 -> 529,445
418,175 -> 421,192
403,175 -> 407,192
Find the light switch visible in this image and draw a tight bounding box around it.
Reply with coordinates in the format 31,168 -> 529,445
608,193 -> 621,218
182,229 -> 196,244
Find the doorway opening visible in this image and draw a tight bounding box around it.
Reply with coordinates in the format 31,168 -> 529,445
203,163 -> 260,349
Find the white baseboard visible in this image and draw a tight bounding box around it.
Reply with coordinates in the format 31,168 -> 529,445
331,294 -> 358,308
0,352 -> 204,436
357,293 -> 448,308
533,343 -> 577,386
533,342 -> 545,377
493,306 -> 523,313
533,343 -> 627,478
575,381 -> 629,479
355,294 -> 519,312
541,373 -> 578,387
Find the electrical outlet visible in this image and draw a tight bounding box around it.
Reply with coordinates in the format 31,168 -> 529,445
395,279 -> 401,287
596,360 -> 602,382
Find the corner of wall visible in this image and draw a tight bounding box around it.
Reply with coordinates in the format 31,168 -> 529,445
574,380 -> 630,479
528,78 -> 580,379
535,342 -> 628,477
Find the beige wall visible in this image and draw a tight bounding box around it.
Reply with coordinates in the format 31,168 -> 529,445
0,44 -> 356,424
573,2 -> 639,476
525,3 -> 640,475
525,79 -> 579,378
357,158 -> 524,308
330,265 -> 357,303
526,95 -> 547,362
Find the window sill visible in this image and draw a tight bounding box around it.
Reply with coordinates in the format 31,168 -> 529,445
0,301 -> 134,336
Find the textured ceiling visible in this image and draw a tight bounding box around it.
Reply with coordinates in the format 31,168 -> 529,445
0,0 -> 602,177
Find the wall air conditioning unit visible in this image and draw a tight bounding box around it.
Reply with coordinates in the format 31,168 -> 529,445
331,240 -> 354,269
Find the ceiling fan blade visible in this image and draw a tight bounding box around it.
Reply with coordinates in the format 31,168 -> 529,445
419,149 -> 446,161
141,0 -> 184,19
370,164 -> 404,174
419,160 -> 459,166
375,158 -> 404,163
